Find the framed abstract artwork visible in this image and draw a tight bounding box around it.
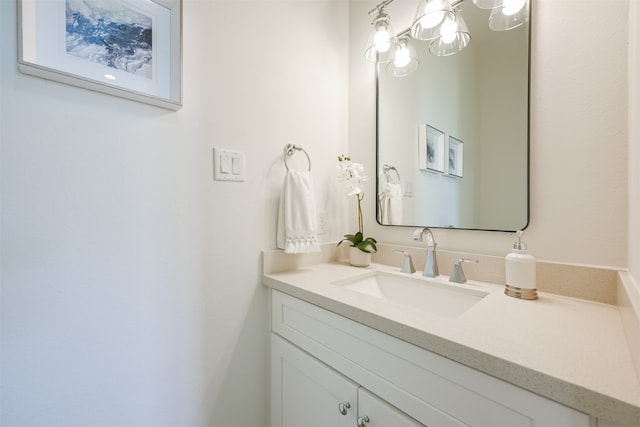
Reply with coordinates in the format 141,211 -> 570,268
448,136 -> 464,178
17,0 -> 182,110
425,125 -> 445,173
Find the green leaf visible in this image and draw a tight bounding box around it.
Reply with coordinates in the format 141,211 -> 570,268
355,237 -> 377,253
352,232 -> 364,245
337,232 -> 377,253
336,238 -> 350,247
337,233 -> 357,247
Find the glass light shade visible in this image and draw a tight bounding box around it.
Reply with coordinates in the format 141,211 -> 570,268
428,8 -> 471,56
410,0 -> 455,41
489,0 -> 529,31
364,10 -> 399,63
386,37 -> 419,77
473,0 -> 499,9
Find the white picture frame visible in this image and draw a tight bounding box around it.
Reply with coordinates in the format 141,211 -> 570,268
426,125 -> 445,173
17,0 -> 183,110
448,136 -> 464,178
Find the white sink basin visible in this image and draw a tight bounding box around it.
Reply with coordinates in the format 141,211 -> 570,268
332,271 -> 488,319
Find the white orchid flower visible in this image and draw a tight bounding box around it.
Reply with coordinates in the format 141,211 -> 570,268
337,156 -> 368,197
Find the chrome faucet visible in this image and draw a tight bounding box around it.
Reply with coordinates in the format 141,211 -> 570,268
395,250 -> 416,274
449,258 -> 479,284
412,228 -> 439,278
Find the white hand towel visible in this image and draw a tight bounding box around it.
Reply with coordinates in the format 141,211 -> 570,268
387,182 -> 403,225
379,181 -> 391,225
277,170 -> 321,254
378,171 -> 391,224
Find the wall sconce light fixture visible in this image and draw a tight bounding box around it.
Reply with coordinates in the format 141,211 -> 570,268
428,7 -> 471,56
411,0 -> 455,41
386,36 -> 420,77
366,0 -> 529,75
365,8 -> 399,63
489,0 -> 529,31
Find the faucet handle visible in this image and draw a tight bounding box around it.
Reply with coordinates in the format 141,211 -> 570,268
394,250 -> 416,274
449,258 -> 479,284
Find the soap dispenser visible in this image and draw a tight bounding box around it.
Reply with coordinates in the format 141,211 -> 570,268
504,230 -> 538,300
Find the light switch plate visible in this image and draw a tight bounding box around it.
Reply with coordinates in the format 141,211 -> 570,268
213,147 -> 245,182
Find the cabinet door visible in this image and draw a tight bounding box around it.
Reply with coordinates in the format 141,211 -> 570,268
357,388 -> 427,427
271,334 -> 358,427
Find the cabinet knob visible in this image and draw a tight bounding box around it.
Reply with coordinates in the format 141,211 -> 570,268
357,415 -> 370,427
338,402 -> 350,415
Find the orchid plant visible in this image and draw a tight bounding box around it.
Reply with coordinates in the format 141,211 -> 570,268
336,155 -> 377,254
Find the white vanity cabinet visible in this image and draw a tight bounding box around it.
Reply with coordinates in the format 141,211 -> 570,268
270,290 -> 592,427
272,334 -> 426,427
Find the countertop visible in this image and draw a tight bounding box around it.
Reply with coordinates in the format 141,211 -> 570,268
263,261 -> 640,426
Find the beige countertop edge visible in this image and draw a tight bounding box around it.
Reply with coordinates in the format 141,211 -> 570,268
263,264 -> 640,426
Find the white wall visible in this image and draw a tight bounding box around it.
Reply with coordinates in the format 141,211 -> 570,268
0,1 -> 349,426
630,0 -> 640,286
350,0 -> 629,268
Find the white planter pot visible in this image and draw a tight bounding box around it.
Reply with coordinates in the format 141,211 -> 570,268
349,246 -> 371,267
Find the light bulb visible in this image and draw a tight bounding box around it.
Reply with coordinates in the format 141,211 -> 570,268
440,17 -> 457,44
502,0 -> 526,16
393,45 -> 411,67
374,27 -> 391,52
418,0 -> 446,29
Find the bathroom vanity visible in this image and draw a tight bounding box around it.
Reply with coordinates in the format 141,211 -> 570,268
271,290 -> 591,426
263,250 -> 640,427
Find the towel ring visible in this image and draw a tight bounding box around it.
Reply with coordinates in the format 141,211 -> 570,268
384,164 -> 401,183
284,144 -> 311,171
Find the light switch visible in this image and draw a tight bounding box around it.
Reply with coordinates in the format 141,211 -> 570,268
213,147 -> 246,182
220,155 -> 231,173
232,156 -> 241,175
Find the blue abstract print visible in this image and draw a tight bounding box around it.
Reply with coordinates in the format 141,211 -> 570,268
66,0 -> 153,78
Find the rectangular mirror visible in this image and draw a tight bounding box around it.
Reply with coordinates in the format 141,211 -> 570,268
377,0 -> 530,231
17,0 -> 182,110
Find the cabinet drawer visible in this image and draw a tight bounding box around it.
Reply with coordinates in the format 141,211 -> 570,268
271,290 -> 590,427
